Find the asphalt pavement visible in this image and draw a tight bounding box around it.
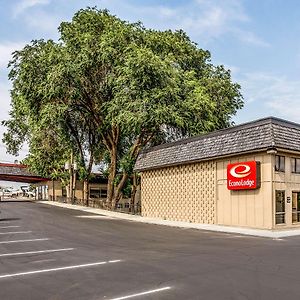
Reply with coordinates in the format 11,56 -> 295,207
0,200 -> 300,300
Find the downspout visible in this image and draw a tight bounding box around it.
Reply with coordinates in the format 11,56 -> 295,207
267,123 -> 277,229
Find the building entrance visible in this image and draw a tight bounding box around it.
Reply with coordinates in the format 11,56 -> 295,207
292,192 -> 300,224
275,190 -> 285,225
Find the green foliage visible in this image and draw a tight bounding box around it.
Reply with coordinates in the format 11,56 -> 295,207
2,8 -> 243,201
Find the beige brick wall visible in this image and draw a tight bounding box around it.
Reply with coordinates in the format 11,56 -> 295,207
141,161 -> 216,224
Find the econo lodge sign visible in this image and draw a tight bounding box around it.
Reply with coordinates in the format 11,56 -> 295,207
227,161 -> 261,190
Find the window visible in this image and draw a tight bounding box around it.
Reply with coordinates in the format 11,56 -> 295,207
100,189 -> 107,198
275,155 -> 285,172
291,158 -> 300,174
62,186 -> 67,197
89,188 -> 100,198
275,190 -> 285,224
89,188 -> 108,198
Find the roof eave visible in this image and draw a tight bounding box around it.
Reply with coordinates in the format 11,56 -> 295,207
134,147 -> 271,172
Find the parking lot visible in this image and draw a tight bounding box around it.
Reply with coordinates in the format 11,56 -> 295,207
1,200 -> 300,299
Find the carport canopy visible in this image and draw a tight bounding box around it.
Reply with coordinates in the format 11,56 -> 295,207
0,163 -> 49,183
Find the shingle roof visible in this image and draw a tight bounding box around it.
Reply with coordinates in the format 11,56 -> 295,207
0,164 -> 32,176
0,163 -> 48,183
134,117 -> 300,171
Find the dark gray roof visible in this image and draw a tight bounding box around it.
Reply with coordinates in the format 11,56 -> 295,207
0,163 -> 48,183
134,117 -> 300,171
0,165 -> 32,177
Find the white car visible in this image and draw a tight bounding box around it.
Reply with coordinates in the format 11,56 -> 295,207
25,191 -> 35,197
11,189 -> 24,197
1,189 -> 13,198
19,186 -> 35,198
22,188 -> 35,198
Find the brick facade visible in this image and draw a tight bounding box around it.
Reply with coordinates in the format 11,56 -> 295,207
141,161 -> 216,224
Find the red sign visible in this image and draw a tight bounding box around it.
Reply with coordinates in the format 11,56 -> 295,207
227,161 -> 261,190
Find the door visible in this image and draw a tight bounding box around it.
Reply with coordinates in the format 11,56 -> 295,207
275,190 -> 285,225
292,192 -> 300,223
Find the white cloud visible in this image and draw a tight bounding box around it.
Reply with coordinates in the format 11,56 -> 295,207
0,81 -> 28,162
13,0 -> 50,17
0,42 -> 25,69
238,71 -> 300,122
113,0 -> 268,47
10,0 -> 61,36
179,0 -> 250,40
0,81 -> 11,119
157,7 -> 177,18
23,10 -> 60,33
233,29 -> 270,48
9,0 -> 268,47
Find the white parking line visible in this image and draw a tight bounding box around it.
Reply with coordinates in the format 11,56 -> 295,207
0,238 -> 49,244
0,260 -> 122,279
109,287 -> 172,300
0,248 -> 74,257
0,226 -> 20,229
0,231 -> 32,235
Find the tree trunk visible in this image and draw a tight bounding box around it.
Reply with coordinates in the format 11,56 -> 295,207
83,151 -> 93,206
83,179 -> 89,206
52,179 -> 55,201
66,183 -> 70,199
106,146 -> 117,209
112,191 -> 123,210
111,172 -> 129,209
102,127 -> 120,210
129,173 -> 139,213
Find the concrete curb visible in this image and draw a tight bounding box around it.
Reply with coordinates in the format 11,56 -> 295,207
38,201 -> 300,238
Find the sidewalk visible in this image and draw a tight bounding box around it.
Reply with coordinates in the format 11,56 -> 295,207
38,201 -> 300,239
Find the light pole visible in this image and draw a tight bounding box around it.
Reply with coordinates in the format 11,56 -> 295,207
65,155 -> 77,204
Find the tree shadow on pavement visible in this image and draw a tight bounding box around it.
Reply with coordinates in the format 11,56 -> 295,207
0,218 -> 21,222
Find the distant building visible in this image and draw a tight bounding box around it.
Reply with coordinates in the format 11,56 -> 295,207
35,174 -> 108,203
36,174 -> 139,212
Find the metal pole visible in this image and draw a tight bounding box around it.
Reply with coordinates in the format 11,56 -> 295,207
70,152 -> 73,203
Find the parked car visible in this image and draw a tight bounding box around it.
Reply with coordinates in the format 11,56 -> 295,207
21,186 -> 36,198
25,191 -> 35,198
1,189 -> 13,198
11,189 -> 24,197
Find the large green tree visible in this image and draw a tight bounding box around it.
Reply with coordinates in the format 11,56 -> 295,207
3,39 -> 101,200
3,8 -> 243,208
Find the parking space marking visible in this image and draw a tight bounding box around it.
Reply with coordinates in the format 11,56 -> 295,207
0,248 -> 74,257
0,231 -> 32,235
0,260 -> 122,279
0,238 -> 49,244
0,226 -> 20,229
109,286 -> 171,300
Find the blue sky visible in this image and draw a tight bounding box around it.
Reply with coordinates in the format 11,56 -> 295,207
1,0 -> 300,164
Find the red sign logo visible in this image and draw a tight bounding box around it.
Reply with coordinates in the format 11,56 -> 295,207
227,161 -> 260,190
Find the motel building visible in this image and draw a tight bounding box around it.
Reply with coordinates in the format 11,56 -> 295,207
134,117 -> 300,230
